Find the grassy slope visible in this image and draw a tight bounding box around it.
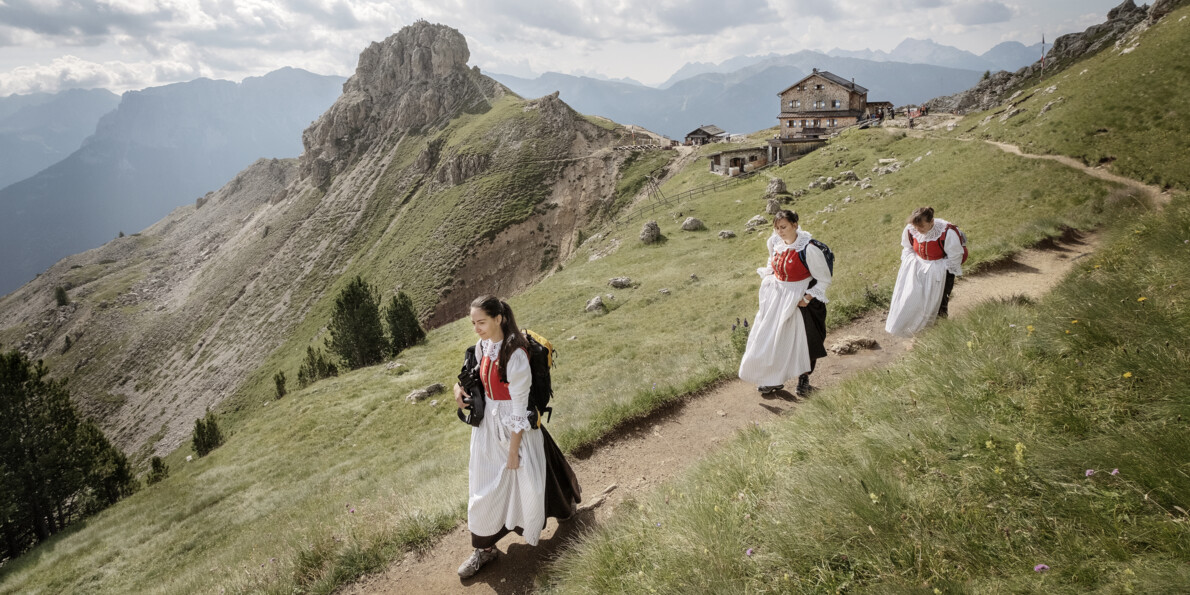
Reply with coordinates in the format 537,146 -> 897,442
546,196 -> 1190,594
950,6 -> 1190,191
0,130 -> 1124,594
2,25 -> 1173,595
545,8 -> 1190,593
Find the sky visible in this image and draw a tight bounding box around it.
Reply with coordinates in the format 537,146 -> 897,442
0,0 -> 1126,96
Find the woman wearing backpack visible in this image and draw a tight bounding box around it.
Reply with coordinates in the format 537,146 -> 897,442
885,206 -> 964,337
739,210 -> 832,396
453,295 -> 580,579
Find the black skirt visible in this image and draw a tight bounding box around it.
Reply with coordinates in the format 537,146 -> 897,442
541,425 -> 582,520
801,298 -> 828,361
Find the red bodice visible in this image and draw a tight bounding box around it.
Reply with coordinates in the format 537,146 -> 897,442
479,355 -> 511,400
772,248 -> 811,282
908,229 -> 946,261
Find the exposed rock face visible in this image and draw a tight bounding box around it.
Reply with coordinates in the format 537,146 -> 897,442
924,0 -> 1151,114
300,22 -> 502,186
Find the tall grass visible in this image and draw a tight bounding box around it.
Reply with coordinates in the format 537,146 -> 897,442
544,195 -> 1190,593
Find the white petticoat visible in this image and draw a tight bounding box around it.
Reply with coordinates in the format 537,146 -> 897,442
738,275 -> 814,386
885,255 -> 950,337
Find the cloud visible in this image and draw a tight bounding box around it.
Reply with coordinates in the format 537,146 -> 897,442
0,0 -> 177,42
0,55 -> 200,95
951,1 -> 1012,26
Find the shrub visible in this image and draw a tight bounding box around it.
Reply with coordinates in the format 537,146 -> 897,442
145,456 -> 169,485
192,410 -> 223,457
274,371 -> 287,399
384,291 -> 425,357
326,276 -> 387,369
54,286 -> 69,306
730,318 -> 750,357
297,346 -> 339,388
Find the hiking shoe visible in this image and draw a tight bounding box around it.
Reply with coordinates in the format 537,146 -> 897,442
796,375 -> 813,396
457,547 -> 497,578
758,384 -> 783,395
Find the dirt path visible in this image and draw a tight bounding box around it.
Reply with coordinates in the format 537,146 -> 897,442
345,229 -> 1101,595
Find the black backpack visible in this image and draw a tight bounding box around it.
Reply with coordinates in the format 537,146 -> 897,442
797,238 -> 835,289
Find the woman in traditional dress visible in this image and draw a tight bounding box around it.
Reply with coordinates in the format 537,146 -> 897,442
453,295 -> 580,579
885,207 -> 964,337
739,210 -> 832,396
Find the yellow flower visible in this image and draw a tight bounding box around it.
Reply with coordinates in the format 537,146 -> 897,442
1066,330 -> 1071,334
935,589 -> 943,595
869,492 -> 879,504
1015,442 -> 1026,465
985,440 -> 995,449
967,340 -> 974,349
1123,372 -> 1133,378
1138,297 -> 1147,302
1026,325 -> 1035,334
1094,264 -> 1101,269
1071,320 -> 1078,324
994,466 -> 1004,475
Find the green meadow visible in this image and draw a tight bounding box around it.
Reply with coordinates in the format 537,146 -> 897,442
4,7 -> 1188,593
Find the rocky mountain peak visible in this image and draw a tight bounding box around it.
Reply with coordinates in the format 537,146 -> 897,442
300,21 -> 502,186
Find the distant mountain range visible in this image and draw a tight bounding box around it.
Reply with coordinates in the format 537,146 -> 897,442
492,51 -> 985,139
0,67 -> 345,295
0,89 -> 121,189
826,38 -> 1044,73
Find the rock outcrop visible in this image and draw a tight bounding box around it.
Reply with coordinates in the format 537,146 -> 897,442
300,22 -> 503,186
924,1 -> 1155,114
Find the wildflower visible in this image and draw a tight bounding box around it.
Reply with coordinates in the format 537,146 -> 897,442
1015,443 -> 1026,465
1123,372 -> 1133,378
986,440 -> 995,449
1026,325 -> 1035,334
994,466 -> 1004,475
1034,564 -> 1050,572
1065,330 -> 1071,334
967,341 -> 974,349
869,492 -> 879,504
746,548 -> 754,556
656,523 -> 661,527
350,508 -> 355,514
1009,324 -> 1017,328
1137,297 -> 1147,302
935,589 -> 943,595
1094,264 -> 1101,269
1111,468 -> 1120,475
1071,320 -> 1078,324
1085,469 -> 1095,477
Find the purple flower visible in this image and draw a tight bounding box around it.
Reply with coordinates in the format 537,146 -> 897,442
1111,469 -> 1120,475
349,508 -> 355,514
1085,469 -> 1095,477
1034,564 -> 1050,572
745,548 -> 754,556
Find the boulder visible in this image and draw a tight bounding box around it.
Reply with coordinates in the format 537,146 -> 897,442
765,178 -> 787,195
766,198 -> 782,215
608,277 -> 634,288
681,217 -> 706,231
745,215 -> 768,230
640,220 -> 662,244
839,170 -> 859,181
406,382 -> 446,403
585,295 -> 605,312
829,336 -> 879,355
718,230 -> 737,239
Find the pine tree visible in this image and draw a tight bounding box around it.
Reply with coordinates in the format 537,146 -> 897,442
54,286 -> 69,307
192,410 -> 223,457
0,349 -> 137,558
326,276 -> 386,369
274,370 -> 287,399
385,291 -> 425,356
146,457 -> 169,485
297,346 -> 338,388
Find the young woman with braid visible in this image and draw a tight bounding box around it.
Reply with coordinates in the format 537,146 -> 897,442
885,206 -> 964,337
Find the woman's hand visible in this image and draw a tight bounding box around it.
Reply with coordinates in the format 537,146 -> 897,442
798,293 -> 813,307
453,383 -> 467,409
506,450 -> 520,470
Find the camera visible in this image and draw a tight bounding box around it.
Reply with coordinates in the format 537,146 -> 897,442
456,346 -> 485,426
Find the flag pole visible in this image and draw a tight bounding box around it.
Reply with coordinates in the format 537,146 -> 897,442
1040,33 -> 1046,81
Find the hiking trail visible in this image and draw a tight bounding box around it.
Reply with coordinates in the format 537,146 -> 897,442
345,226 -> 1102,594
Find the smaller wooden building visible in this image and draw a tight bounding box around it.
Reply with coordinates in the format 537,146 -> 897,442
708,146 -> 768,176
685,124 -> 726,145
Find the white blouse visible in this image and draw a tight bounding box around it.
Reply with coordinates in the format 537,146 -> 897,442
760,230 -> 833,303
901,219 -> 964,277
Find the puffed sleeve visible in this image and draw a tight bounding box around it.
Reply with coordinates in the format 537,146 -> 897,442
804,243 -> 832,303
758,233 -> 778,277
500,348 -> 532,434
943,228 -> 964,277
900,226 -> 914,261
